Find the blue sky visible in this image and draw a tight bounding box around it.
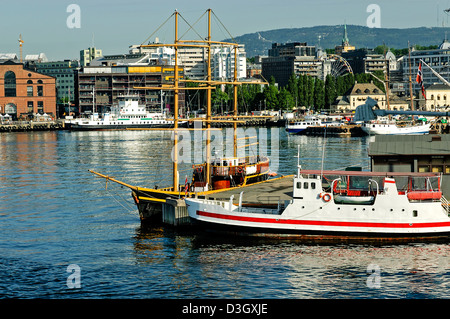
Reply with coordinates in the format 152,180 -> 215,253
1,0 -> 450,60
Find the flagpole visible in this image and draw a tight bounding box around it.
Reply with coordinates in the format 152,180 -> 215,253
408,42 -> 414,110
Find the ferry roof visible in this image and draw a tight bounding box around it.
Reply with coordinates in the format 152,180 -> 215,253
300,169 -> 441,177
369,134 -> 450,156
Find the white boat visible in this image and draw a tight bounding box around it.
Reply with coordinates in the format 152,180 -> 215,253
285,118 -> 322,134
361,120 -> 430,135
66,95 -> 186,130
185,165 -> 450,243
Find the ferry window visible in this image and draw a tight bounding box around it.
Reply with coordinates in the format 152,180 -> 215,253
311,182 -> 316,189
296,182 -> 302,189
445,166 -> 450,174
303,182 -> 309,189
418,166 -> 430,173
432,166 -> 443,173
413,210 -> 418,217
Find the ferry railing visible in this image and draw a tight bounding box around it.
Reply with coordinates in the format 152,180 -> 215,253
441,195 -> 450,216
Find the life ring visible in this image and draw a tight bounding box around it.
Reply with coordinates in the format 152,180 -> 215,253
237,167 -> 243,174
322,193 -> 332,202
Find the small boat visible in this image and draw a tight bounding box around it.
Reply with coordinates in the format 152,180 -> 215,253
285,117 -> 322,134
185,165 -> 450,243
361,119 -> 430,135
66,94 -> 186,130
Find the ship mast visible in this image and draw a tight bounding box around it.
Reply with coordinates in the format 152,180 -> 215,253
205,8 -> 212,188
135,9 -> 266,192
173,10 -> 180,189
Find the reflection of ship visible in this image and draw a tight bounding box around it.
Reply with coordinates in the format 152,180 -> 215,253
186,163 -> 450,243
66,94 -> 186,130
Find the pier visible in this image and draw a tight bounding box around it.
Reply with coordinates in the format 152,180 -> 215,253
0,120 -> 65,132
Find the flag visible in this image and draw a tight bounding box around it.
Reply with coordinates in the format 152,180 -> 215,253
184,176 -> 188,196
416,62 -> 426,99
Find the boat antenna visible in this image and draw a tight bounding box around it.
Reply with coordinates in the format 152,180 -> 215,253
320,127 -> 327,178
297,145 -> 301,176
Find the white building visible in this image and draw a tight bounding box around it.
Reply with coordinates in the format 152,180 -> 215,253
402,39 -> 450,96
80,47 -> 103,66
130,42 -> 246,81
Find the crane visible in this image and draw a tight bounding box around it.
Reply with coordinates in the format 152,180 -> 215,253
18,34 -> 24,63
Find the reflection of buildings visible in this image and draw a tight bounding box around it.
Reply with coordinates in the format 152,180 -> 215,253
0,60 -> 56,119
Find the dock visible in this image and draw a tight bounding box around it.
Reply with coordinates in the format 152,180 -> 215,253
0,120 -> 65,132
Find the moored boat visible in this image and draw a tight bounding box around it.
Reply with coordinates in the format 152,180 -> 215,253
285,117 -> 322,134
185,165 -> 450,243
361,119 -> 430,135
66,94 -> 186,130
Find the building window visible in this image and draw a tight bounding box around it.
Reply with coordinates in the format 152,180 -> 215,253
37,101 -> 44,114
27,86 -> 33,97
27,101 -> 34,113
37,86 -> 43,96
4,71 -> 16,97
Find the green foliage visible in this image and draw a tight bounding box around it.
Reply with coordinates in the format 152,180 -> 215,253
186,72 -> 388,113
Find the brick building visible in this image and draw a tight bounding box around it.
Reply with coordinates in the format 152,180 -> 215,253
0,61 -> 56,119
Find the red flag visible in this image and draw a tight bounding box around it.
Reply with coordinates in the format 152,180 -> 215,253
416,62 -> 426,99
184,176 -> 188,196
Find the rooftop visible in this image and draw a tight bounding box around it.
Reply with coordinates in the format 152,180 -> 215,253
369,135 -> 450,156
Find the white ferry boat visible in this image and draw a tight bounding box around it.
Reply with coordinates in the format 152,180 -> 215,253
285,117 -> 322,134
185,164 -> 450,243
361,119 -> 430,135
66,95 -> 186,130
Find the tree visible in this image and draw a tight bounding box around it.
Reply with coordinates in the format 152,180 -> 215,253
325,74 -> 337,108
287,73 -> 298,106
313,78 -> 325,110
277,88 -> 295,110
263,82 -> 279,109
212,86 -> 229,113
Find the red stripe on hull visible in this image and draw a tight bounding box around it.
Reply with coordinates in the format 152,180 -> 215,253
196,211 -> 450,229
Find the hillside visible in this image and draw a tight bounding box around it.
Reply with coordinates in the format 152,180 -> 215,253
225,25 -> 450,57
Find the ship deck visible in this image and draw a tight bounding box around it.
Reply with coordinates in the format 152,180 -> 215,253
204,175 -> 294,205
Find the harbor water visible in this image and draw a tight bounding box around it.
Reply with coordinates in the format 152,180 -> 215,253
0,128 -> 449,299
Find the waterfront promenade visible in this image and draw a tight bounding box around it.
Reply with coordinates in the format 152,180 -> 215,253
0,119 -> 65,132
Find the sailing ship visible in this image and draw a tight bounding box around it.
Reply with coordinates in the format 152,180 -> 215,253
66,94 -> 186,130
90,9 -> 272,223
185,163 -> 450,243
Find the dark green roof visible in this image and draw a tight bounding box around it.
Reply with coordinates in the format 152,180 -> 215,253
369,135 -> 450,156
